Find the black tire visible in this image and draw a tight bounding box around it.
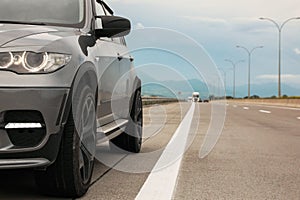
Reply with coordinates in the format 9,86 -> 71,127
110,89 -> 143,153
35,85 -> 96,198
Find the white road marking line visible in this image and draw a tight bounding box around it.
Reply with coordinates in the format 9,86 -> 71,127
259,110 -> 271,114
260,105 -> 300,111
229,103 -> 300,111
233,105 -> 237,108
297,117 -> 300,120
243,107 -> 249,110
135,103 -> 195,200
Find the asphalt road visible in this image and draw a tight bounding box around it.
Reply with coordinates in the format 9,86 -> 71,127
0,102 -> 299,199
174,102 -> 300,200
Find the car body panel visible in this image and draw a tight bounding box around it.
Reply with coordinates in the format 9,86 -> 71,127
0,0 -> 139,170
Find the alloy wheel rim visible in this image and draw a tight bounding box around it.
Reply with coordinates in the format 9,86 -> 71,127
78,94 -> 96,184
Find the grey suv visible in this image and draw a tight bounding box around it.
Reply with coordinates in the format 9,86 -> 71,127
0,0 -> 142,197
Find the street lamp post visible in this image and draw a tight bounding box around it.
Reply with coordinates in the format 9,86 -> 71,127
236,45 -> 264,99
224,59 -> 244,98
259,17 -> 300,98
218,68 -> 227,97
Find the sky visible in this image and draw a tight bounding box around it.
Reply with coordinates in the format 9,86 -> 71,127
108,0 -> 300,97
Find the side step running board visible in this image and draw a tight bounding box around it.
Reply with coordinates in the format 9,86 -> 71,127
96,119 -> 128,145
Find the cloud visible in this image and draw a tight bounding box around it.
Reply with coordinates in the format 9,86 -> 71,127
109,0 -> 300,88
230,17 -> 271,33
257,74 -> 300,84
110,0 -> 300,20
294,48 -> 300,55
135,22 -> 145,29
182,16 -> 227,24
181,16 -> 271,33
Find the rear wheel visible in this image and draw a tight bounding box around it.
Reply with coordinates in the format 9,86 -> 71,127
35,85 -> 96,198
110,89 -> 143,153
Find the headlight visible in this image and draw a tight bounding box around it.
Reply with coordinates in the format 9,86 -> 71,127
0,52 -> 13,69
0,51 -> 71,74
23,52 -> 49,72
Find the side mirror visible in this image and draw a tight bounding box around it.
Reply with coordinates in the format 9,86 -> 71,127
95,16 -> 131,38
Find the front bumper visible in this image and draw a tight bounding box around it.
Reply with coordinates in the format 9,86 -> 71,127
0,88 -> 70,169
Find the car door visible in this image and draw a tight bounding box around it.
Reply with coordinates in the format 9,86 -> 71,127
94,1 -> 121,126
112,37 -> 133,119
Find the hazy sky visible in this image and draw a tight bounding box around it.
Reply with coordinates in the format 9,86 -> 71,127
109,0 -> 300,96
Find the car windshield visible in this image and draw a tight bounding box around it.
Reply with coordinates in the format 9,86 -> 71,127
0,0 -> 85,27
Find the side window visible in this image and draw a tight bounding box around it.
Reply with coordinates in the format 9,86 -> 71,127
112,37 -> 127,46
95,1 -> 105,16
103,7 -> 112,16
95,1 -> 105,29
112,37 -> 122,44
121,37 -> 127,46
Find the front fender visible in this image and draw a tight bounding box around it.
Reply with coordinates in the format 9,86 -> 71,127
60,61 -> 98,128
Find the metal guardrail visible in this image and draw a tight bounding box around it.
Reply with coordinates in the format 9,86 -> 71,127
142,97 -> 179,106
228,99 -> 300,108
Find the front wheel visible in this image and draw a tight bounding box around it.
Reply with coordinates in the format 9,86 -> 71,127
35,85 -> 96,198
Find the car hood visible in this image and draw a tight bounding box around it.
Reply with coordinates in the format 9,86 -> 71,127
0,24 -> 77,47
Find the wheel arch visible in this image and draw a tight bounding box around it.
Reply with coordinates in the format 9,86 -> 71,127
57,62 -> 98,143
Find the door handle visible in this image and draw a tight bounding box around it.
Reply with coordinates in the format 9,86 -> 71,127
117,54 -> 123,61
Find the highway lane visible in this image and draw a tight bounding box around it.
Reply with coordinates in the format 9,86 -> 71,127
81,102 -> 192,200
174,102 -> 300,199
0,102 -> 299,199
0,102 -> 191,200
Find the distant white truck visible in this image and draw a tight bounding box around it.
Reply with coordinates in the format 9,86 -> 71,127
192,92 -> 200,102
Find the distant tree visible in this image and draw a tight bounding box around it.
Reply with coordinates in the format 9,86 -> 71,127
270,95 -> 277,99
282,94 -> 288,99
250,95 -> 260,99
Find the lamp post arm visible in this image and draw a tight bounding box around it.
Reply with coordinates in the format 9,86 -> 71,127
250,46 -> 264,54
237,46 -> 250,55
225,59 -> 234,66
260,17 -> 280,30
259,17 -> 300,97
281,17 -> 300,30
